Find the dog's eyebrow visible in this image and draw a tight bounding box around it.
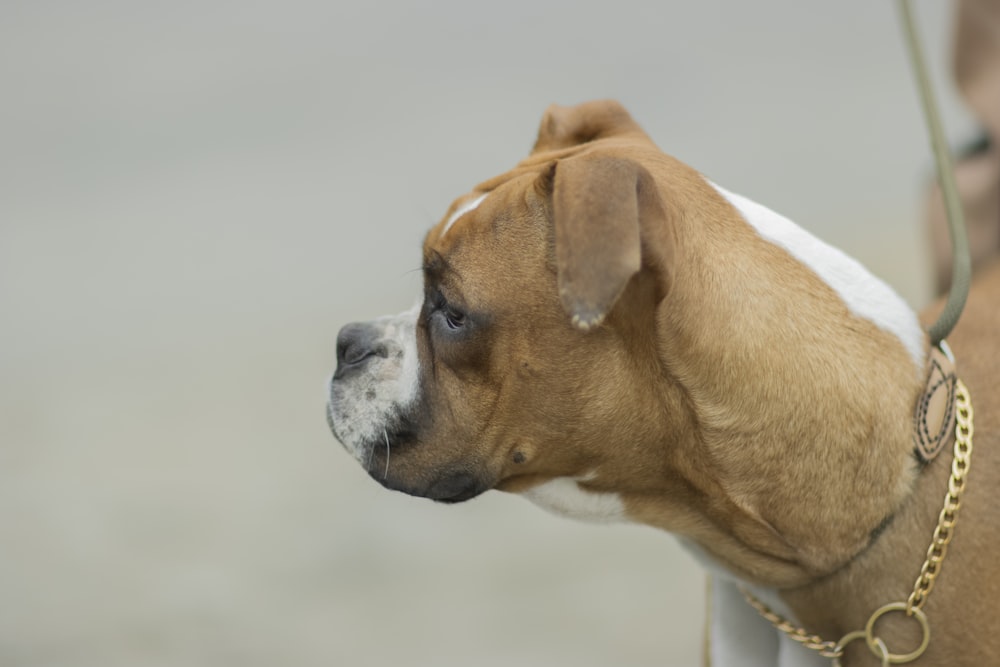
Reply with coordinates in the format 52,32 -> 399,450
422,250 -> 452,285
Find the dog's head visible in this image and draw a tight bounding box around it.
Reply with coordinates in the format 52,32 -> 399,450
327,100 -> 681,504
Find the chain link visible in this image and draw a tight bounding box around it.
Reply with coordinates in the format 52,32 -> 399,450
740,592 -> 843,658
907,378 -> 973,612
740,379 -> 974,664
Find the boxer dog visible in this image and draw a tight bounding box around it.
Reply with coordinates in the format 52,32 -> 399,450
326,100 -> 999,665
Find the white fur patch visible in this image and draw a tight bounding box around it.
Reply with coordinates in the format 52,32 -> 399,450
711,182 -> 924,370
441,192 -> 488,237
326,302 -> 421,466
389,302 -> 422,408
520,475 -> 627,523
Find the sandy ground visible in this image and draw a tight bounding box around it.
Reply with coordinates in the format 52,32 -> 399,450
0,1 -> 973,665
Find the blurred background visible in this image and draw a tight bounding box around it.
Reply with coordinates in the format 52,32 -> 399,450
0,1 -> 977,665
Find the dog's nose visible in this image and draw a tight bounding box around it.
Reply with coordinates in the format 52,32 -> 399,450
334,322 -> 387,378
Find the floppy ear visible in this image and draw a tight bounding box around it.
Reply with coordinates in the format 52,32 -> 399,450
548,154 -> 659,329
532,100 -> 648,154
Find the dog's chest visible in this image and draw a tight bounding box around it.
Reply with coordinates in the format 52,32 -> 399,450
520,476 -> 628,523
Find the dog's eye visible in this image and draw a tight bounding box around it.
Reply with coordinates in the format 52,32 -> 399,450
443,307 -> 466,331
425,288 -> 468,334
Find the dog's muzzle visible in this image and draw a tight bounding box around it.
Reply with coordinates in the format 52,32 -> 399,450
326,306 -> 494,503
325,306 -> 421,467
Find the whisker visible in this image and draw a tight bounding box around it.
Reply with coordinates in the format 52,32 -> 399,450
383,429 -> 391,479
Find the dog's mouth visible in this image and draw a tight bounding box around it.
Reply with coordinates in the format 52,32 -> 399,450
422,472 -> 488,503
326,392 -> 492,504
371,466 -> 489,504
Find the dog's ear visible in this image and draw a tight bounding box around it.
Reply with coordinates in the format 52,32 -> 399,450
544,154 -> 664,330
532,100 -> 647,154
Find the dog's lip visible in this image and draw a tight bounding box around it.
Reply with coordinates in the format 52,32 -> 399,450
424,471 -> 487,502
430,484 -> 486,504
374,469 -> 489,504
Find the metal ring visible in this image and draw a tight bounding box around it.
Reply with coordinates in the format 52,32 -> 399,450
831,630 -> 867,666
864,602 -> 930,663
871,637 -> 891,667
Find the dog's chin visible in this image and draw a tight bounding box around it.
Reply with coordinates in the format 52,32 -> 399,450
326,405 -> 492,503
370,467 -> 491,504
425,473 -> 490,504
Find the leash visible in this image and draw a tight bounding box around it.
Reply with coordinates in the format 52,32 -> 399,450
897,0 -> 972,345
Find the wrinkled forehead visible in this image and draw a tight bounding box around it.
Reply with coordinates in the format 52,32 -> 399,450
419,170 -> 555,306
424,168 -> 547,254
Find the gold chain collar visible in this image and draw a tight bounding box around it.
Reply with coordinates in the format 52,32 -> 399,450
740,379 -> 975,666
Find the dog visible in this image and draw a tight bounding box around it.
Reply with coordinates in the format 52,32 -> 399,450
326,100 -> 999,665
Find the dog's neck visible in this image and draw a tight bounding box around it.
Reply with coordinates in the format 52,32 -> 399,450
632,169 -> 929,587
774,420 -> 957,660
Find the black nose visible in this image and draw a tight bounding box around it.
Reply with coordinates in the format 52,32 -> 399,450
334,322 -> 387,379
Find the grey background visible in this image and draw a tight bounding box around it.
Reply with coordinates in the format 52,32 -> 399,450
0,1 -> 974,666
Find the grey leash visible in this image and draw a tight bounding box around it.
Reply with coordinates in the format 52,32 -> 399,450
897,0 -> 972,346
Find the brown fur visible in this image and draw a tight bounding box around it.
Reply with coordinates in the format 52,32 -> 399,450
782,260 -> 1000,664
349,100 -> 999,664
418,100 -> 920,580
